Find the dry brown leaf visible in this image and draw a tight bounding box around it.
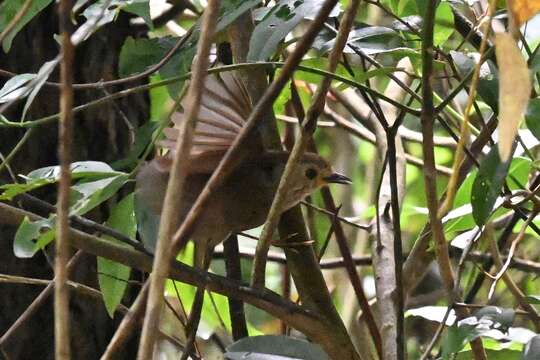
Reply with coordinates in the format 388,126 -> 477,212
507,0 -> 540,29
495,31 -> 531,161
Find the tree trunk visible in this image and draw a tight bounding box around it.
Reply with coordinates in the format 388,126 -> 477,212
0,4 -> 149,359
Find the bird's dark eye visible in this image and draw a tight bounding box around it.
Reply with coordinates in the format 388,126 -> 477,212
305,168 -> 318,180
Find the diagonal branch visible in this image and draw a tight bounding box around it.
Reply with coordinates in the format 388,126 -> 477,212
137,1 -> 221,358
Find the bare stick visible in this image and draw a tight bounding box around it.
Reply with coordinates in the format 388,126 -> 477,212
55,1 -> 75,358
137,1 -> 221,358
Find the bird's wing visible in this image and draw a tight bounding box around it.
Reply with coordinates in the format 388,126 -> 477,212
159,70 -> 253,173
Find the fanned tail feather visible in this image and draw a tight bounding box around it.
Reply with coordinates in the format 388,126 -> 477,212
160,70 -> 252,157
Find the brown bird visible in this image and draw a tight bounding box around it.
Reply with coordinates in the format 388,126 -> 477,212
135,71 -> 350,261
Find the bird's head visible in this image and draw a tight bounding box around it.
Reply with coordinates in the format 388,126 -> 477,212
283,152 -> 351,210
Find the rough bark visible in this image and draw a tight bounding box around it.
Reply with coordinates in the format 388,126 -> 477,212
0,5 -> 149,359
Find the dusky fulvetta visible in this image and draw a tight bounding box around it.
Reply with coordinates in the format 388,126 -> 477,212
135,70 -> 351,263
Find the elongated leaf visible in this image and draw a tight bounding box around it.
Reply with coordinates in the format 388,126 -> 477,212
70,174 -> 129,216
406,306 -> 456,325
0,0 -> 54,52
474,306 -> 515,331
0,178 -> 55,200
525,295 -> 540,304
495,32 -> 531,162
123,0 -> 153,30
0,73 -> 35,103
441,323 -> 479,359
71,0 -> 119,45
471,146 -> 511,226
98,194 -> 135,317
317,25 -> 400,54
216,0 -> 263,30
26,161 -> 120,180
21,59 -> 58,121
248,0 -> 341,61
450,51 -> 499,111
226,335 -> 329,360
433,1 -> 454,46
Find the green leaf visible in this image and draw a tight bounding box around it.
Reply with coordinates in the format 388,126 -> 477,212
444,157 -> 528,232
118,37 -> 172,77
226,335 -> 330,360
525,98 -> 540,142
525,295 -> 540,304
523,335 -> 540,360
0,0 -> 54,52
27,161 -> 121,180
0,73 -> 35,103
248,0 -> 341,61
450,51 -> 499,112
72,0 -> 120,44
442,323 -> 480,359
316,25 -> 401,54
111,121 -> 159,170
474,306 -> 515,331
433,1 -> 454,46
123,0 -> 153,30
70,174 -> 129,216
118,36 -> 196,98
98,194 -> 135,317
0,178 -> 54,200
13,216 -> 55,258
21,59 -> 58,121
471,146 -> 511,226
406,306 -> 455,325
216,0 -> 264,30
456,349 -> 521,360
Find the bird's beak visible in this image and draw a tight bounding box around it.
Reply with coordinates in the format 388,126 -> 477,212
323,172 -> 352,185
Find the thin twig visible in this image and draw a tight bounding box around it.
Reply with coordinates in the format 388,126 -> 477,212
55,1 -> 75,358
